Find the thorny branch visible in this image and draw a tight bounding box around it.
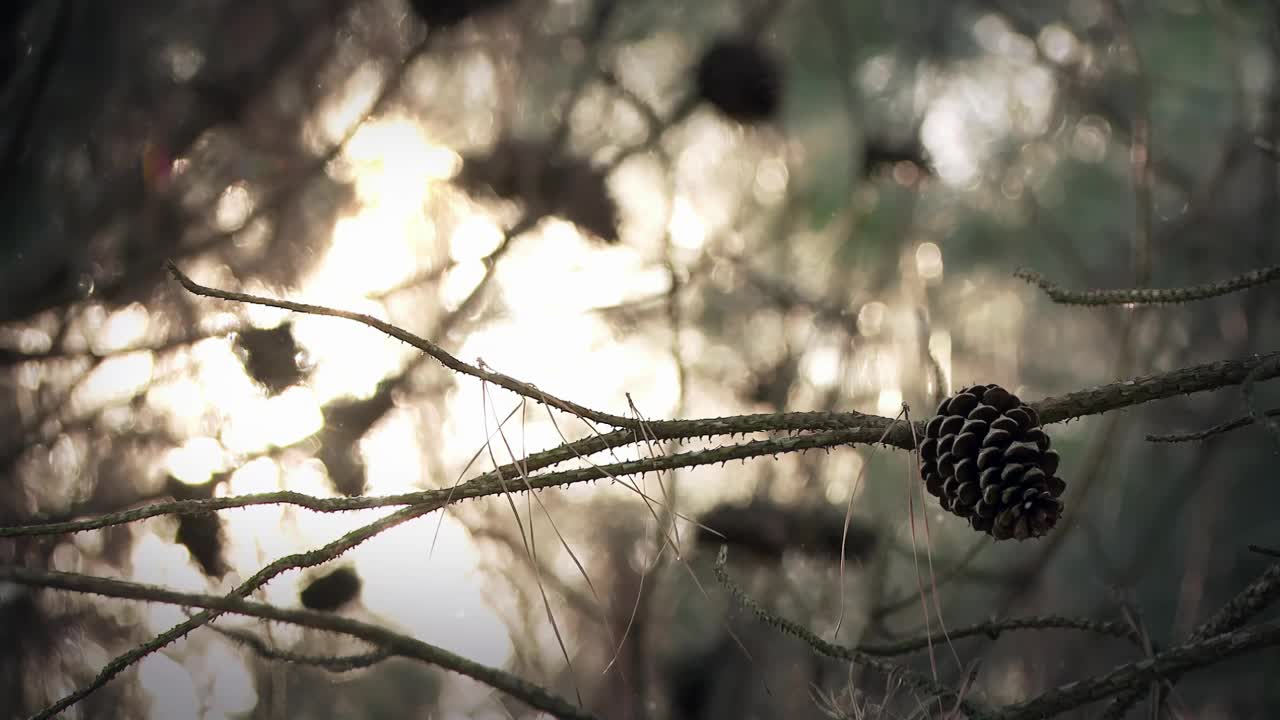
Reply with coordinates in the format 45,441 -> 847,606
4,266 -> 1279,542
0,565 -> 593,720
712,546 -> 987,717
210,624 -> 392,673
987,617 -> 1280,720
1100,562 -> 1280,719
0,346 -> 1275,539
1014,264 -> 1280,306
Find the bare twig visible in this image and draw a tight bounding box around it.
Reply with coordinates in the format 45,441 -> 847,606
210,625 -> 391,673
168,260 -> 641,429
856,615 -> 1142,656
1146,408 -> 1280,443
1100,563 -> 1280,719
1242,355 -> 1280,450
1255,136 -> 1280,160
1249,545 -> 1280,560
992,617 -> 1280,720
712,546 -> 986,718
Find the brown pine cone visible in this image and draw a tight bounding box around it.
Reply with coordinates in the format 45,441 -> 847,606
920,384 -> 1066,541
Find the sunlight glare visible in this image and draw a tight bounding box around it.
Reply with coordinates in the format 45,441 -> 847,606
858,55 -> 896,94
450,214 -> 505,262
440,260 -> 488,311
200,640 -> 257,717
445,318 -> 680,469
219,386 -> 323,453
499,219 -> 669,315
669,196 -> 706,251
921,43 -> 1059,186
877,388 -> 904,416
292,301 -> 404,403
309,117 -> 459,297
915,242 -> 943,280
215,183 -> 255,231
922,101 -> 981,185
131,533 -> 208,634
220,459 -> 299,592
312,62 -> 383,150
317,212 -> 420,294
1038,24 -> 1081,65
343,117 -> 461,203
165,437 -> 226,485
163,44 -> 204,82
284,460 -> 336,499
224,456 -> 281,497
139,654 -> 199,720
753,156 -> 789,204
973,14 -> 1036,62
362,411 -> 423,493
91,302 -> 150,353
857,301 -> 887,336
354,515 -> 513,669
72,352 -> 154,413
1071,115 -> 1111,163
824,452 -> 865,505
802,343 -> 843,389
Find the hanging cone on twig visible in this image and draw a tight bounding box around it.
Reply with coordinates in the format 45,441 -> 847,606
695,36 -> 782,124
920,384 -> 1066,541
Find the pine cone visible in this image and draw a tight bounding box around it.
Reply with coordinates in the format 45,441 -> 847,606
919,384 -> 1066,541
300,567 -> 362,612
695,37 -> 782,124
455,138 -> 620,244
236,322 -> 308,395
408,0 -> 512,29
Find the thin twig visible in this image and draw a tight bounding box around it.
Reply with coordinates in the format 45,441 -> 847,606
1100,562 -> 1280,719
210,625 -> 391,673
1242,355 -> 1280,451
0,565 -> 593,720
713,546 -> 988,718
1249,545 -> 1280,559
992,617 -> 1280,720
1014,265 -> 1280,306
167,260 -> 643,429
856,615 -> 1142,656
1146,408 -> 1280,443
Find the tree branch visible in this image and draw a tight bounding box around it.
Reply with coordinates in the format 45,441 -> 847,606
1100,562 -> 1280,718
1146,408 -> 1280,443
210,624 -> 392,673
1015,265 -> 1280,306
4,349 -> 1278,539
856,615 -> 1142,657
713,546 -> 988,717
0,565 -> 593,720
992,616 -> 1280,720
167,260 -> 642,430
